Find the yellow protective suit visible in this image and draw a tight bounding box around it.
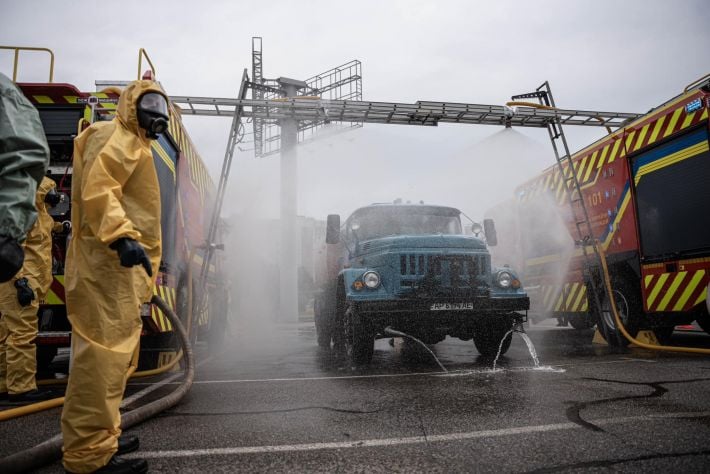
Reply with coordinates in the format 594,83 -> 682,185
61,80 -> 164,473
0,176 -> 58,394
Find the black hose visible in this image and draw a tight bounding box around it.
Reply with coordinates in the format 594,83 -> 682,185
0,295 -> 194,473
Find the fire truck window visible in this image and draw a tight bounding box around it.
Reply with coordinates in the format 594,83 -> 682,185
633,127 -> 710,260
152,134 -> 179,271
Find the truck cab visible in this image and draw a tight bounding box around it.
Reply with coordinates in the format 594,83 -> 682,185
314,202 -> 529,365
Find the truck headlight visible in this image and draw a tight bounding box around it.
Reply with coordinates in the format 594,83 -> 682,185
497,271 -> 512,288
362,271 -> 381,289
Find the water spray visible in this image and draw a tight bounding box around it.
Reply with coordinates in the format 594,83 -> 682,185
383,327 -> 448,373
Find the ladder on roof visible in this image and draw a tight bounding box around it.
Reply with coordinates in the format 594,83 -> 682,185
511,82 -> 614,342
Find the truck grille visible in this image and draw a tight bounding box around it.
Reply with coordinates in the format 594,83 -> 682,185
399,254 -> 488,290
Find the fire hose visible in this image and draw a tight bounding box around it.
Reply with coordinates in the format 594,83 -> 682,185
0,294 -> 194,473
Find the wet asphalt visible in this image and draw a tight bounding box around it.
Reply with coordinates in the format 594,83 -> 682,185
2,319 -> 710,473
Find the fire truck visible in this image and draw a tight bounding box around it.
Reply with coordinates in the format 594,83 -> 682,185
3,47 -> 229,369
496,75 -> 710,345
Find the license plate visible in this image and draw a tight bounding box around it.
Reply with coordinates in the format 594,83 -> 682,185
430,302 -> 474,311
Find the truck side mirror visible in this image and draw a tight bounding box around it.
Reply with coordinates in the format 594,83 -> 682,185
326,214 -> 341,244
483,218 -> 497,247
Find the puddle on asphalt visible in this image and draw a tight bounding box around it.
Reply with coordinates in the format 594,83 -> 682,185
435,365 -> 566,377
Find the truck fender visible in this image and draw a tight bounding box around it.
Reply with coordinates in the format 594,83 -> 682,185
338,268 -> 367,299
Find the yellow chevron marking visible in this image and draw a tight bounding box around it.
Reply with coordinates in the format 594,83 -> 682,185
633,123 -> 650,152
608,139 -> 622,164
581,299 -> 588,312
565,283 -> 579,310
647,273 -> 669,309
623,130 -> 636,155
681,111 -> 696,129
602,191 -> 631,250
63,96 -> 79,104
644,275 -> 654,288
151,142 -> 176,176
554,285 -> 566,311
695,286 -> 708,306
582,150 -> 599,182
34,95 -> 53,104
572,285 -> 587,312
657,271 -> 687,311
663,107 -> 683,138
635,141 -> 708,186
702,109 -> 709,121
576,156 -> 589,181
647,115 -> 666,145
673,270 -> 705,311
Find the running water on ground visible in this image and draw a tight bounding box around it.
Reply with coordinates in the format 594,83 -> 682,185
491,325 -> 566,373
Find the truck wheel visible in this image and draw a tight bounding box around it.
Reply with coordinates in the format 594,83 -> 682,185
568,314 -> 594,330
314,298 -> 332,348
344,304 -> 374,365
598,285 -> 640,347
473,314 -> 514,357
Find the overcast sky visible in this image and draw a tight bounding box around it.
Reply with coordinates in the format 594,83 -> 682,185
2,0 -> 708,220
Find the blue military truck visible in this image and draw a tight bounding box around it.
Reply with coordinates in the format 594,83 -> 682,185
314,202 -> 530,365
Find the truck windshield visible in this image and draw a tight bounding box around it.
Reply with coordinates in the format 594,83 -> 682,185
352,208 -> 462,241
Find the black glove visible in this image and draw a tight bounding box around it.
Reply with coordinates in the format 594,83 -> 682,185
0,235 -> 24,283
44,188 -> 61,207
109,238 -> 152,277
14,277 -> 35,307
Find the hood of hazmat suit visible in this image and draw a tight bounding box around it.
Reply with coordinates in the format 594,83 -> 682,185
61,80 -> 166,473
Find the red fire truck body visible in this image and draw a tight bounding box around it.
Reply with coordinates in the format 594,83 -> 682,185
16,79 -> 227,369
511,79 -> 710,339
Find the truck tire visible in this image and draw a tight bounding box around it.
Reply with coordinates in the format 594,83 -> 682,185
568,314 -> 594,330
314,298 -> 332,348
344,304 -> 374,365
473,314 -> 514,357
597,284 -> 640,347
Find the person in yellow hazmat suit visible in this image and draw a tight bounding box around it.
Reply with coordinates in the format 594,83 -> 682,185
61,80 -> 168,474
0,176 -> 67,403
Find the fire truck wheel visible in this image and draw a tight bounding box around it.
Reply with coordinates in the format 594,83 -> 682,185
598,287 -> 640,347
36,346 -> 57,372
567,314 -> 594,330
343,304 -> 374,365
473,314 -> 513,357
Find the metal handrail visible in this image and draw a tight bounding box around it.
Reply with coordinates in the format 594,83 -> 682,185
0,46 -> 55,82
137,48 -> 156,80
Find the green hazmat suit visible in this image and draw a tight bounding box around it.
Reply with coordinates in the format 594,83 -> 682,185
0,72 -> 50,242
0,176 -> 60,395
60,80 -> 164,473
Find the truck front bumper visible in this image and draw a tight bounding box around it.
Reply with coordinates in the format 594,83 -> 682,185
355,295 -> 529,314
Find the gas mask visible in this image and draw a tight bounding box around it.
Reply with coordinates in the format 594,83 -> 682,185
136,92 -> 169,140
44,187 -> 61,207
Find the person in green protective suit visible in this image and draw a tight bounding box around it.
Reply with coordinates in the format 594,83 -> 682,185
0,72 -> 50,282
61,79 -> 167,474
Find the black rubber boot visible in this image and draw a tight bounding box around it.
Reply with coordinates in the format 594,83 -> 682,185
92,455 -> 148,474
117,435 -> 140,455
7,388 -> 54,403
